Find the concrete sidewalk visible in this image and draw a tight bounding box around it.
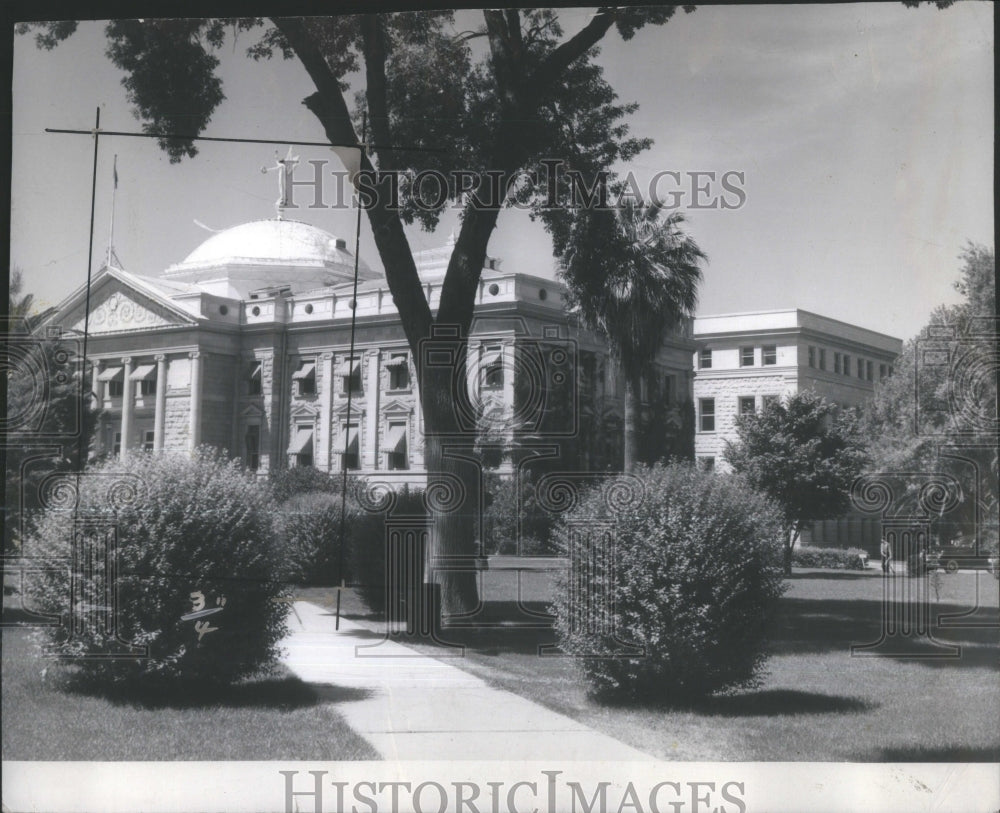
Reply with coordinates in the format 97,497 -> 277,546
279,600 -> 652,761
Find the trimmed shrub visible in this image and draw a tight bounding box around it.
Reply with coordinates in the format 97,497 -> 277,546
268,466 -> 343,504
277,491 -> 352,586
792,546 -> 868,571
482,470 -> 557,555
551,462 -> 786,703
23,449 -> 288,689
347,487 -> 427,615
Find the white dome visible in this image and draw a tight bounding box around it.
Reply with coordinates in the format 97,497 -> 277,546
162,219 -> 375,298
177,219 -> 363,270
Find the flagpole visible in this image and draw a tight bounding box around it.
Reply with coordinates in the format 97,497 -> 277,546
106,154 -> 117,267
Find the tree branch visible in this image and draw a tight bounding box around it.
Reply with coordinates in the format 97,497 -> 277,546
360,14 -> 396,173
269,16 -> 433,359
529,8 -> 617,89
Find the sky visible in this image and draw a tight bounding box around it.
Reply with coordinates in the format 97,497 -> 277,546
8,3 -> 995,341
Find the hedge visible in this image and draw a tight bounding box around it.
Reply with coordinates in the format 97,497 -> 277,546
792,546 -> 868,570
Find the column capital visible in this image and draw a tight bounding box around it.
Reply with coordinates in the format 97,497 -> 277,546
320,351 -> 334,361
154,354 -> 167,363
188,350 -> 201,360
121,356 -> 132,365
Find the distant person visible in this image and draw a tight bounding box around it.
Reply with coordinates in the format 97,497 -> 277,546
880,538 -> 892,574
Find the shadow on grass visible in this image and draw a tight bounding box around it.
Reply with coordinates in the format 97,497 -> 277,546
590,687 -> 876,716
770,597 -> 999,666
63,672 -> 372,710
876,745 -> 1000,762
788,571 -> 876,581
693,689 -> 876,717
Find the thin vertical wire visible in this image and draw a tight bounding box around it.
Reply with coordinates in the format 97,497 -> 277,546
336,112 -> 367,631
77,108 -> 101,483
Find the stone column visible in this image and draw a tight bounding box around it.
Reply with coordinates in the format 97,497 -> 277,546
319,352 -> 334,471
413,359 -> 423,468
119,357 -> 133,462
91,360 -> 101,405
188,351 -> 202,451
466,340 -> 481,407
502,339 -> 516,446
91,361 -> 103,456
153,354 -> 167,452
363,350 -> 380,469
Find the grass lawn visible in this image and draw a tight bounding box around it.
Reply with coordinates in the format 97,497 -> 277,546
1,606 -> 377,761
302,567 -> 1000,762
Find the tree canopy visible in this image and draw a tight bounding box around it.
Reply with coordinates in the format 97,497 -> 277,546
558,202 -> 705,468
862,244 -> 997,548
724,390 -> 868,572
18,9 -> 697,613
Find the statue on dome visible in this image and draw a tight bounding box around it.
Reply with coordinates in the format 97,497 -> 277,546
261,146 -> 300,220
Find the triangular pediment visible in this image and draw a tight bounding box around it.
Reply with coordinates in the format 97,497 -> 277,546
49,268 -> 199,336
290,403 -> 319,420
333,401 -> 365,417
381,397 -> 415,415
239,404 -> 265,420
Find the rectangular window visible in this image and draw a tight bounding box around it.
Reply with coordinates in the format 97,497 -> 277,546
98,366 -> 124,399
879,364 -> 887,381
762,395 -> 780,409
388,353 -> 410,390
481,346 -> 504,390
699,348 -> 712,369
699,398 -> 715,432
245,425 -> 260,471
857,358 -> 864,379
336,357 -> 361,394
740,346 -> 754,367
112,432 -> 122,456
842,354 -> 850,377
834,353 -> 842,374
341,423 -> 360,471
762,345 -> 777,366
142,430 -> 155,452
819,349 -> 826,370
866,360 -> 874,381
662,375 -> 673,404
289,425 -> 314,468
386,421 -> 409,471
698,456 -> 715,471
248,362 -> 262,396
139,378 -> 157,397
807,346 -> 815,368
739,396 -> 756,415
293,361 -> 317,396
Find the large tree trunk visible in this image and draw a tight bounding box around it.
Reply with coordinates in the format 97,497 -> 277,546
421,352 -> 480,616
623,370 -> 641,472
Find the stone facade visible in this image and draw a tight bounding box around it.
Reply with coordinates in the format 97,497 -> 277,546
693,309 -> 902,472
49,220 -> 695,487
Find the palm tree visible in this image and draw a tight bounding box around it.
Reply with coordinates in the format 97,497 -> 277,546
10,269 -> 37,326
559,202 -> 705,470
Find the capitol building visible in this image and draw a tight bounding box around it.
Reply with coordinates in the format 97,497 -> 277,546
44,209 -> 696,486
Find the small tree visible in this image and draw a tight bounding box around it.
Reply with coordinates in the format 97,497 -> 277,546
724,391 -> 868,574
